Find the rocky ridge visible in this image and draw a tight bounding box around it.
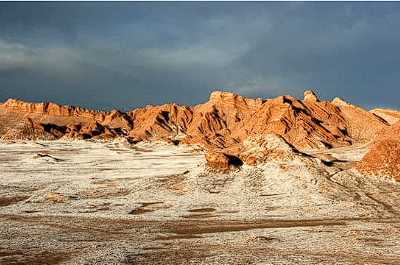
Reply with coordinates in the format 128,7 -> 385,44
370,108 -> 400,125
1,90 -> 399,181
356,121 -> 400,181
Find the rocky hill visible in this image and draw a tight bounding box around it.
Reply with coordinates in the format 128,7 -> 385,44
356,121 -> 400,181
1,90 -> 399,181
0,98 -> 132,140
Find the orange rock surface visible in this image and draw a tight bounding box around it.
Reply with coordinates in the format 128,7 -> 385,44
0,98 -> 132,140
331,97 -> 388,141
0,91 -> 392,148
205,151 -> 243,172
356,121 -> 400,181
370,108 -> 400,125
1,90 -> 399,180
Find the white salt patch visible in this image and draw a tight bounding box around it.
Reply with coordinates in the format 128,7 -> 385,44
0,139 -> 399,221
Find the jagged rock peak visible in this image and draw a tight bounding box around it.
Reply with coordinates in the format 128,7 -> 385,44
332,97 -> 352,107
209,91 -> 263,109
303,90 -> 318,102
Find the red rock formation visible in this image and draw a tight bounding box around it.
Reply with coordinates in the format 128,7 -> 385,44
370,108 -> 400,125
1,117 -> 57,141
1,98 -> 106,122
0,91 -> 392,149
128,91 -> 363,151
183,91 -> 263,149
331,97 -> 387,141
2,90 -> 399,180
0,91 -> 391,149
303,90 -> 319,102
63,122 -> 118,140
242,93 -> 352,149
205,151 -> 243,172
1,91 -> 399,178
356,122 -> 400,181
102,109 -> 133,131
0,99 -> 131,140
128,103 -> 193,141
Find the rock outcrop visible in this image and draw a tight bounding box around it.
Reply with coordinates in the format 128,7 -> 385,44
331,97 -> 387,141
356,121 -> 400,181
205,151 -> 243,172
128,103 -> 193,141
370,108 -> 400,125
0,91 -> 392,148
0,98 -> 132,140
0,90 -> 393,148
1,117 -> 57,141
127,91 -> 379,151
1,98 -> 106,122
303,90 -> 319,102
1,90 -> 399,181
102,109 -> 133,131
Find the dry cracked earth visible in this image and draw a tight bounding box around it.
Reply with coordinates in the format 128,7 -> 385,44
0,140 -> 399,265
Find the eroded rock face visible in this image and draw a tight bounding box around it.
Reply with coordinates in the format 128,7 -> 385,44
1,90 -> 399,180
129,90 -> 380,151
0,99 -> 132,140
303,90 -> 319,102
0,90 -> 397,158
205,151 -> 243,172
1,117 -> 57,141
356,122 -> 400,181
102,110 -> 133,131
64,122 -> 117,140
242,95 -> 352,149
128,103 -> 193,140
331,97 -> 387,141
0,91 -> 391,148
370,108 -> 400,125
209,91 -> 263,109
1,98 -> 106,122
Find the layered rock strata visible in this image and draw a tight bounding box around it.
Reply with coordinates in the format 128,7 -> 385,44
1,90 -> 399,180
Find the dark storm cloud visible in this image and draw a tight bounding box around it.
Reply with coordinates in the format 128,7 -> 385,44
0,2 -> 399,110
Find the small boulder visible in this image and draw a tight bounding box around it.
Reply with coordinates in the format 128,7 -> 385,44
45,193 -> 68,203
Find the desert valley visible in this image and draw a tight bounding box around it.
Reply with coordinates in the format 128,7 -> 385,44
0,90 -> 399,264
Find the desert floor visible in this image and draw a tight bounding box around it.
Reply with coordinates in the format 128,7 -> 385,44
0,140 -> 399,264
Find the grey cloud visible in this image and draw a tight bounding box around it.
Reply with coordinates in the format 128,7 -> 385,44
0,2 -> 400,110
0,40 -> 81,76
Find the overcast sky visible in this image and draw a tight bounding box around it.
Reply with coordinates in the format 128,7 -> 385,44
0,2 -> 399,111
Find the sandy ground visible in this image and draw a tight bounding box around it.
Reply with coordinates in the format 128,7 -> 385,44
0,139 -> 399,264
